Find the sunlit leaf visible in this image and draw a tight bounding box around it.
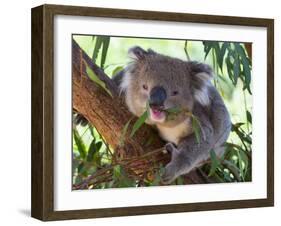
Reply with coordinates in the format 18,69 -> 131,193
130,111 -> 148,138
223,159 -> 241,182
225,142 -> 244,152
86,65 -> 113,97
113,165 -> 136,187
112,66 -> 124,76
113,165 -> 122,179
222,169 -> 232,182
73,128 -> 87,159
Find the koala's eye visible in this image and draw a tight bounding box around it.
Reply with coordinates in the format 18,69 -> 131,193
142,84 -> 148,90
172,91 -> 179,96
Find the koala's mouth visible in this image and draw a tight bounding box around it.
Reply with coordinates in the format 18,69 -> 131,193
149,106 -> 166,122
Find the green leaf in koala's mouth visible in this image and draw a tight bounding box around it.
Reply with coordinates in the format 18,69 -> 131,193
164,107 -> 201,143
165,107 -> 184,121
165,107 -> 182,114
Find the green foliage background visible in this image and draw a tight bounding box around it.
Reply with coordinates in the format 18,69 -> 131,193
72,35 -> 252,189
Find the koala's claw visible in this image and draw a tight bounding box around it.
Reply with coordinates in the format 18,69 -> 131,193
161,164 -> 177,184
161,174 -> 175,184
165,143 -> 177,153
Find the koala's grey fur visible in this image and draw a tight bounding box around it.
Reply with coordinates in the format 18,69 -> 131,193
113,46 -> 231,184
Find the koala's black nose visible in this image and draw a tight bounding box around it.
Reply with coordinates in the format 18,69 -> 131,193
149,86 -> 167,108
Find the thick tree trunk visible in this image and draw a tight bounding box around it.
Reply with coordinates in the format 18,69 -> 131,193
72,40 -> 208,186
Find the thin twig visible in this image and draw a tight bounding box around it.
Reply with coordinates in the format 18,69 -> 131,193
184,41 -> 191,61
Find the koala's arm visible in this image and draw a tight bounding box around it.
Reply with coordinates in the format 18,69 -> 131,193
162,86 -> 231,184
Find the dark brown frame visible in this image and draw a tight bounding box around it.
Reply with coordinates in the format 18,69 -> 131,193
31,4 -> 274,221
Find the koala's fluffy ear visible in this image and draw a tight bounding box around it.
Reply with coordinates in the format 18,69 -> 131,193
187,61 -> 214,106
128,46 -> 156,60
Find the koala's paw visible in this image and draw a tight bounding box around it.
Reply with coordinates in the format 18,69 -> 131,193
161,163 -> 178,184
165,143 -> 178,154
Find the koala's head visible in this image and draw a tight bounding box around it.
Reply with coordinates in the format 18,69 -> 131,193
120,46 -> 213,126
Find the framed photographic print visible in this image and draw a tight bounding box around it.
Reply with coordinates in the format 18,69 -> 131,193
31,4 -> 274,221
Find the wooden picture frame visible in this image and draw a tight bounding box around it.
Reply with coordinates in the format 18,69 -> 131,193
31,4 -> 274,221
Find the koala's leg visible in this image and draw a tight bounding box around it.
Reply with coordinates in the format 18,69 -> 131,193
161,106 -> 215,184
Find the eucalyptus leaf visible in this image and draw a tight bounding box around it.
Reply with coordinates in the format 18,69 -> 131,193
77,162 -> 85,173
234,43 -> 252,94
89,125 -> 95,138
233,53 -> 240,85
203,41 -> 213,60
223,159 -> 241,182
239,150 -> 249,176
208,149 -> 220,176
113,165 -> 122,180
226,55 -> 234,84
100,37 -> 110,69
246,110 -> 252,124
236,150 -> 243,178
176,176 -> 185,185
119,118 -> 132,146
165,107 -> 182,114
86,65 -> 113,97
73,128 -> 87,159
218,42 -> 229,70
191,115 -> 201,144
213,42 -> 222,69
130,111 -> 148,138
144,135 -> 155,147
241,56 -> 252,94
112,66 -> 124,76
92,37 -> 103,62
87,139 -> 97,162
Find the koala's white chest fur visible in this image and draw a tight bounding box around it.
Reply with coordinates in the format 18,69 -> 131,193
156,119 -> 192,145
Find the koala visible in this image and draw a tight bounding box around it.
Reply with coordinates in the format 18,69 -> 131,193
113,46 -> 231,184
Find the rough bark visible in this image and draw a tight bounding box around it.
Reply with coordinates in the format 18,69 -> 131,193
72,39 -> 208,186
